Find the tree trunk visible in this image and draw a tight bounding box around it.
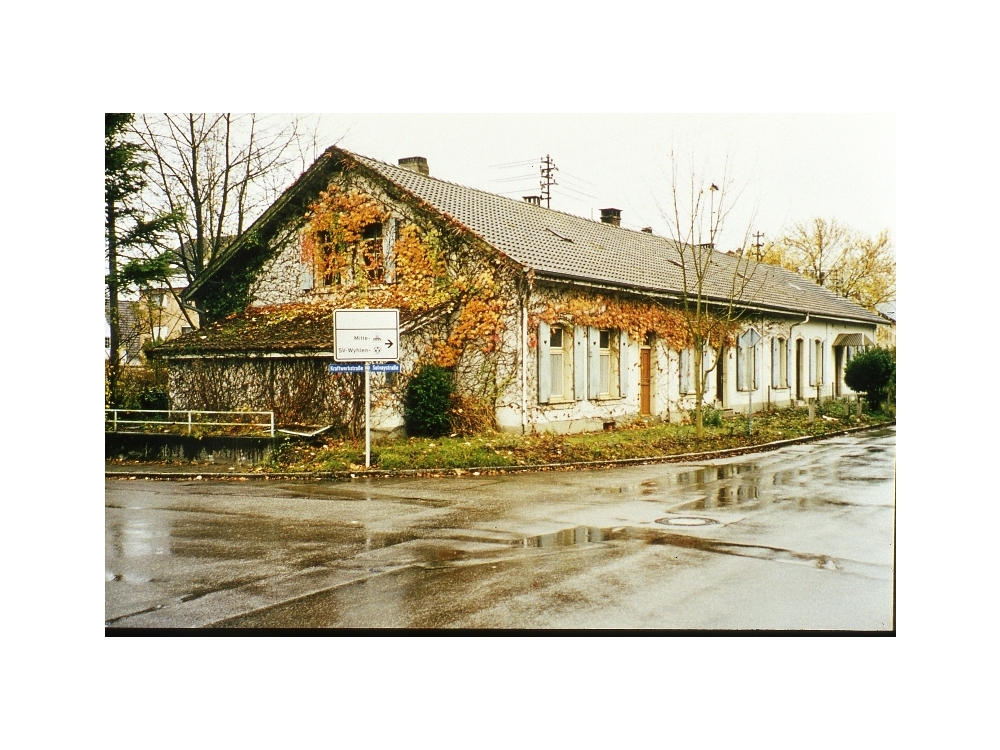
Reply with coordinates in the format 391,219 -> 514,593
693,336 -> 704,439
107,201 -> 121,407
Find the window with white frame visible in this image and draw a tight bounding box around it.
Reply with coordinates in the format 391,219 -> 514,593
598,330 -> 611,395
538,321 -> 581,404
549,327 -> 569,400
585,327 -> 624,400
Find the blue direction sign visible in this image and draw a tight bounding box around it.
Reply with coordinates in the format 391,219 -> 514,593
328,363 -> 364,373
369,363 -> 401,373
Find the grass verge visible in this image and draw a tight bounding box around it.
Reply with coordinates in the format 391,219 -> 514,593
264,403 -> 894,473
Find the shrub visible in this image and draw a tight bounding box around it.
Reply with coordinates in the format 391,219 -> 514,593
138,386 -> 170,411
844,348 -> 895,405
404,364 -> 454,437
696,406 -> 723,427
448,393 -> 497,435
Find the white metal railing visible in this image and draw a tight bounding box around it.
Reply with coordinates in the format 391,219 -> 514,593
105,409 -> 275,437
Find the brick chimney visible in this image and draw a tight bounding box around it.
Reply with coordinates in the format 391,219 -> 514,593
398,156 -> 429,176
600,208 -> 622,226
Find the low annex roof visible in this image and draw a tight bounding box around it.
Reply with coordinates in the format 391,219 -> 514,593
148,300 -> 453,359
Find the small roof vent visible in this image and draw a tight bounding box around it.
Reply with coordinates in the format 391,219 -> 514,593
398,156 -> 429,176
641,227 -> 653,234
523,195 -> 542,206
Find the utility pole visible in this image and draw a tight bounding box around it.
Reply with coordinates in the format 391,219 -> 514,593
752,231 -> 765,261
540,154 -> 558,209
709,183 -> 719,248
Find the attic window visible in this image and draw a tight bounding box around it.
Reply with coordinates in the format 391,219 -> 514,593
362,223 -> 384,284
788,283 -> 802,291
666,258 -> 683,268
545,227 -> 573,242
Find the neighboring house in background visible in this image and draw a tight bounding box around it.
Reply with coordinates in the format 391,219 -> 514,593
105,300 -> 143,366
875,303 -> 896,349
149,147 -> 886,435
134,283 -> 192,354
106,284 -> 192,366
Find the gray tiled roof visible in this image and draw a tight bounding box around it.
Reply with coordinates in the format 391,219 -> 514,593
352,152 -> 884,326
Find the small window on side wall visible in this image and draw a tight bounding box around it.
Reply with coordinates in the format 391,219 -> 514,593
362,223 -> 384,284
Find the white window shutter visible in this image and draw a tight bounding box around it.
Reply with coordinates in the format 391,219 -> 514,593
809,339 -> 815,385
787,339 -> 794,390
680,348 -> 690,394
819,341 -> 825,385
537,321 -> 550,404
574,325 -> 586,401
588,327 -> 601,399
298,268 -> 314,290
383,217 -> 397,283
736,340 -> 745,391
753,342 -> 761,391
619,331 -> 629,398
771,338 -> 780,388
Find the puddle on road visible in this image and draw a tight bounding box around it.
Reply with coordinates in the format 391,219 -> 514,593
515,523 -> 885,578
521,526 -> 610,547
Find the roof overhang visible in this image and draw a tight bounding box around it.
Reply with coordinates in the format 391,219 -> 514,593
533,272 -> 885,327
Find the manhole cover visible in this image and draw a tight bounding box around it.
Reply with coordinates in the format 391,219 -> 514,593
655,516 -> 718,527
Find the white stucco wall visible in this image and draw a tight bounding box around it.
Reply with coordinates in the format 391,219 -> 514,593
523,308 -> 877,432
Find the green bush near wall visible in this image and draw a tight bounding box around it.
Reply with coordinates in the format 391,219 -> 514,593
844,348 -> 896,407
404,365 -> 454,438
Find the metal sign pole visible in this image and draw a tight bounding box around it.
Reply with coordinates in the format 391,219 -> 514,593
365,362 -> 371,468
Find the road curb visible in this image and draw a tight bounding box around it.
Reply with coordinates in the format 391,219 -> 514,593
106,421 -> 895,482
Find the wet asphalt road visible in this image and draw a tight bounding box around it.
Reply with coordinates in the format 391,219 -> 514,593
106,427 -> 895,630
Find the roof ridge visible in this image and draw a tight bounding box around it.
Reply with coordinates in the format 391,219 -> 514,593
345,149 -> 665,235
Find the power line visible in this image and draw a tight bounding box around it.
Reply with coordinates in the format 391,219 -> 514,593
489,158 -> 537,168
554,184 -> 597,200
559,170 -> 598,187
488,174 -> 538,183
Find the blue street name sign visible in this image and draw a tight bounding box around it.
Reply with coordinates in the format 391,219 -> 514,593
328,362 -> 401,373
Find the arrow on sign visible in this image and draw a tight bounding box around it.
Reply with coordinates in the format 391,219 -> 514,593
385,339 -> 394,349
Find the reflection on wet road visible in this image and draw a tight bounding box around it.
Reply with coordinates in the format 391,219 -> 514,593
107,428 -> 895,629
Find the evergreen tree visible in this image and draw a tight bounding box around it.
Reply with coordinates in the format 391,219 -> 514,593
105,114 -> 175,406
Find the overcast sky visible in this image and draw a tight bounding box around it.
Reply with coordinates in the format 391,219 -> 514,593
287,113 -> 894,253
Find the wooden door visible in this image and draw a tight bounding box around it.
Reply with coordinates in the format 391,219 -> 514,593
639,348 -> 651,415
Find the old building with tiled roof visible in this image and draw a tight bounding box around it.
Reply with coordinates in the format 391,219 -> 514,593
149,147 -> 884,434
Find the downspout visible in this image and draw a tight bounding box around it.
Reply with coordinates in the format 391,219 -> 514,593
521,298 -> 528,435
789,313 -> 809,340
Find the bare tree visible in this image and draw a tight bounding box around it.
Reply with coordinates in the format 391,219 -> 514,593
660,153 -> 764,438
131,114 -> 315,325
762,218 -> 895,311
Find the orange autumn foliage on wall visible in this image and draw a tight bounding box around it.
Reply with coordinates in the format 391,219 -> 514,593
533,293 -> 738,351
299,184 -> 513,373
